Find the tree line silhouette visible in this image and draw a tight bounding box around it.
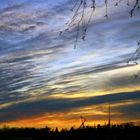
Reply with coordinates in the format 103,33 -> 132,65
0,123 -> 140,140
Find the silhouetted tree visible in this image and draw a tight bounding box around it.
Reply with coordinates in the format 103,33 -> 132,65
1,123 -> 139,140
60,0 -> 140,76
60,0 -> 139,47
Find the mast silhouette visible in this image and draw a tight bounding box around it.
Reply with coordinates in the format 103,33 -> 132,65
108,104 -> 111,128
80,116 -> 86,128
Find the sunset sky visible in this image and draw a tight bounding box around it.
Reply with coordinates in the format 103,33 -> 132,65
0,0 -> 140,129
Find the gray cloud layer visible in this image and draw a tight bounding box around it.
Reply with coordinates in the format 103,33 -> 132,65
0,90 -> 140,122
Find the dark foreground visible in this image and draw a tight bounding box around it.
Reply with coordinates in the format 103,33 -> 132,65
0,123 -> 140,140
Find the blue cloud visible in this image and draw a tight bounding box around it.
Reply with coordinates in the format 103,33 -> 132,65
0,0 -> 140,125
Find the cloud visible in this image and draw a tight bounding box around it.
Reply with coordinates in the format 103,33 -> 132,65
0,0 -> 140,126
112,101 -> 140,121
0,90 -> 140,123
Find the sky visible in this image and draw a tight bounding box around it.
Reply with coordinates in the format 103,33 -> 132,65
0,0 -> 140,129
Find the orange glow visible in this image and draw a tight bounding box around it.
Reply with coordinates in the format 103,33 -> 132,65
1,100 -> 140,129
